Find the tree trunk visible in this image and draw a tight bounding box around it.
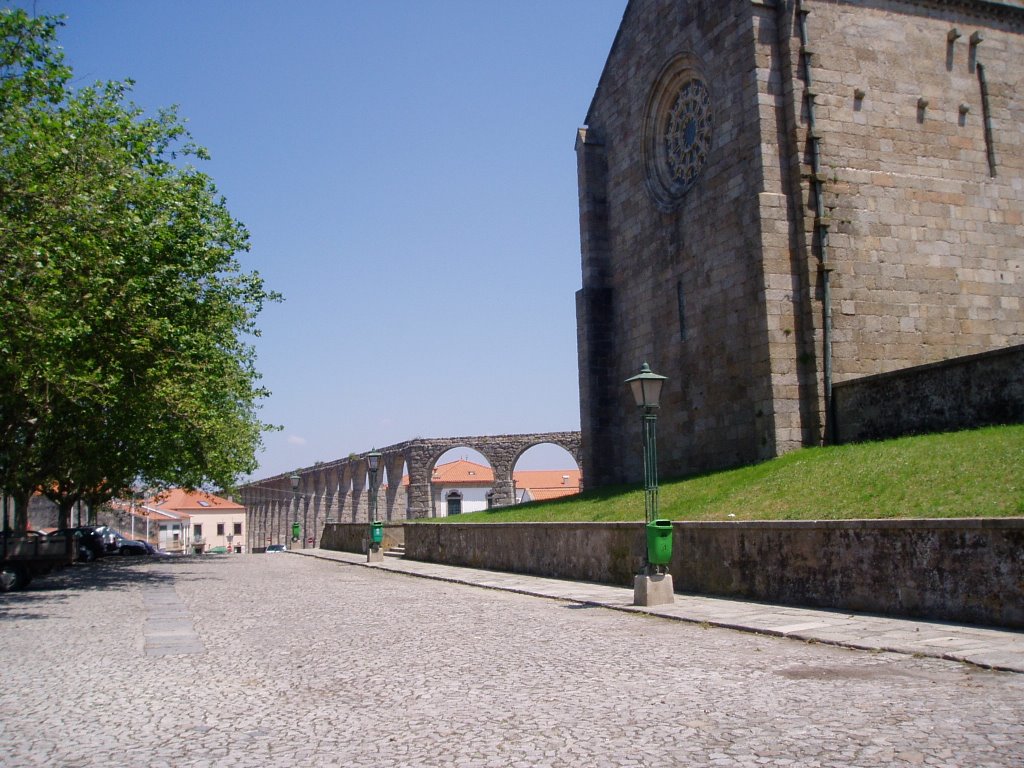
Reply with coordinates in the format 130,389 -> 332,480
13,487 -> 32,533
57,497 -> 77,530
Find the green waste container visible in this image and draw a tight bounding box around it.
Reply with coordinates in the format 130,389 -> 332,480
645,519 -> 673,566
370,521 -> 384,545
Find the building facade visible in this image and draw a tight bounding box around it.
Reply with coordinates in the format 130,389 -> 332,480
576,0 -> 1024,485
145,489 -> 246,554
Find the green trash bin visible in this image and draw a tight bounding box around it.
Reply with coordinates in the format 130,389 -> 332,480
645,519 -> 673,566
370,521 -> 384,545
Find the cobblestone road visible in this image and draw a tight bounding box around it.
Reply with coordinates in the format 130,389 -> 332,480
2,554 -> 1022,767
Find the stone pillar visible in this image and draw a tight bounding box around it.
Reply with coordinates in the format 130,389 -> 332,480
278,480 -> 290,545
298,479 -> 311,548
351,462 -> 368,523
252,490 -> 261,552
269,495 -> 279,546
490,457 -> 516,508
253,492 -> 261,551
322,467 -> 337,525
339,464 -> 354,522
405,446 -> 434,519
383,452 -> 407,521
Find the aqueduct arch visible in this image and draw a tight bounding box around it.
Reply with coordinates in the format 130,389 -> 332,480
238,432 -> 581,550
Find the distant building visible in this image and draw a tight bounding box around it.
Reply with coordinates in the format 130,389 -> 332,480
144,489 -> 246,553
426,459 -> 582,516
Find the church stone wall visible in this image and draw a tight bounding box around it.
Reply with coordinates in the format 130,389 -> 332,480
803,0 -> 1024,380
577,0 -> 1023,487
578,0 -> 779,486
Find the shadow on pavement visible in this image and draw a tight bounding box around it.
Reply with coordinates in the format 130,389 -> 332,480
0,554 -> 219,621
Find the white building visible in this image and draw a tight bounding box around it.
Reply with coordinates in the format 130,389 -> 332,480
428,460 -> 582,517
143,489 -> 246,553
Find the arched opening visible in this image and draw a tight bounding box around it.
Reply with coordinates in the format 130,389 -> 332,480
431,447 -> 494,517
511,443 -> 582,504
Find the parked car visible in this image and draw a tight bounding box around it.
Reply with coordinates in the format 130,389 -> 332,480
207,546 -> 228,554
50,527 -> 107,562
93,526 -> 123,555
134,540 -> 165,556
112,535 -> 149,556
265,544 -> 286,553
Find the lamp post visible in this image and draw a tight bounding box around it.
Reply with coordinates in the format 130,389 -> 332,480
289,474 -> 301,550
625,362 -> 674,606
366,451 -> 383,562
625,362 -> 667,525
366,452 -> 381,522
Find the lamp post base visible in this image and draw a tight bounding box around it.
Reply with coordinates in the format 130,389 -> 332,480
367,545 -> 384,563
633,572 -> 674,606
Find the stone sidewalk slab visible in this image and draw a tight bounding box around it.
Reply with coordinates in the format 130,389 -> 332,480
141,584 -> 204,656
292,547 -> 1024,673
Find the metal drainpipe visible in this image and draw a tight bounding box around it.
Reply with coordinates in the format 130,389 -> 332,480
797,2 -> 834,442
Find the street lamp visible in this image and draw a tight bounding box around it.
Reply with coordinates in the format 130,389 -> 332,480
625,362 -> 674,606
366,452 -> 381,521
366,451 -> 384,562
289,473 -> 301,549
625,362 -> 667,525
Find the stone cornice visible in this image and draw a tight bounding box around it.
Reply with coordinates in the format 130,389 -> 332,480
795,0 -> 1024,25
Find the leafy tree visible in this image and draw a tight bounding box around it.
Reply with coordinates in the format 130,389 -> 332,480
0,9 -> 279,530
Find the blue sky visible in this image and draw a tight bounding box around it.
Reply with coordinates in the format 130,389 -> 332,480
14,1 -> 627,478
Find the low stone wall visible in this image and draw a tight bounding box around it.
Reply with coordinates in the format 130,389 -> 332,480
406,522 -> 643,586
833,344 -> 1024,443
671,519 -> 1023,628
386,520 -> 1020,628
320,522 -> 404,554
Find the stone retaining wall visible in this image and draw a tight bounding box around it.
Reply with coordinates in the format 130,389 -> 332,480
320,522 -> 404,554
670,519 -> 1023,629
323,519 -> 1024,628
833,344 -> 1024,443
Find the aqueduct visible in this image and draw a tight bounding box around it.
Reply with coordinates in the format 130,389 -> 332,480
237,432 -> 581,552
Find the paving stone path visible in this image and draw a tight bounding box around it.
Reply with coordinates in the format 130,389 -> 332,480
1,554 -> 1022,767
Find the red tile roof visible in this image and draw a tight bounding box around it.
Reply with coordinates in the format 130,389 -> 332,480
512,469 -> 582,497
427,461 -> 582,498
431,459 -> 495,485
147,488 -> 244,513
524,487 -> 581,501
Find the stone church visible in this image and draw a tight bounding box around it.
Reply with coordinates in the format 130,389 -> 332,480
575,0 -> 1023,486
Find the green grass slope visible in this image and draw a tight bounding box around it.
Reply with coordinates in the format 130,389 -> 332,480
431,425 -> 1023,524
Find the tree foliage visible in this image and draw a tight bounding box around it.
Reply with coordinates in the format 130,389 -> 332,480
0,9 -> 279,528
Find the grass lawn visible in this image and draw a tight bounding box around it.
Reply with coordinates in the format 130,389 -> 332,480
421,424 -> 1024,524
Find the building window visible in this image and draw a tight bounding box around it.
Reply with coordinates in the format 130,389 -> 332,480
643,61 -> 714,211
217,523 -> 225,536
193,524 -> 202,538
446,491 -> 462,516
233,523 -> 242,535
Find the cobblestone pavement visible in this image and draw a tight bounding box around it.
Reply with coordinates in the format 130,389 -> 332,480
300,549 -> 1024,673
1,554 -> 1022,768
